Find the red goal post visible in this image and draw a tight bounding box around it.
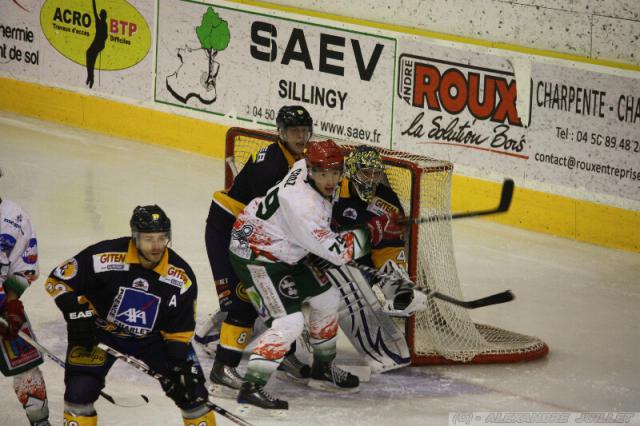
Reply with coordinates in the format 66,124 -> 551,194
225,127 -> 548,365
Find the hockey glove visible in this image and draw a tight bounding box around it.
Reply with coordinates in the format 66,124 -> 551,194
366,212 -> 405,246
60,297 -> 96,350
163,359 -> 205,405
0,299 -> 25,340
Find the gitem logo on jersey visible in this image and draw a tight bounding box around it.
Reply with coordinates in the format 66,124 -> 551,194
159,266 -> 192,294
93,252 -> 129,273
53,258 -> 78,280
108,287 -> 160,336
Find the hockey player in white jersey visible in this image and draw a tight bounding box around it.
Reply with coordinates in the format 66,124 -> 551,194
229,140 -> 400,411
0,170 -> 51,426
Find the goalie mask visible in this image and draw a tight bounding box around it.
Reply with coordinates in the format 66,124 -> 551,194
345,145 -> 385,202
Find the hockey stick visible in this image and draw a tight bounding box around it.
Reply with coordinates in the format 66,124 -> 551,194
97,343 -> 255,426
403,178 -> 515,224
348,262 -> 514,309
0,318 -> 148,407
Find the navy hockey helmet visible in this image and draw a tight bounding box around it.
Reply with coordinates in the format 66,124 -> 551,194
130,205 -> 171,234
276,105 -> 313,131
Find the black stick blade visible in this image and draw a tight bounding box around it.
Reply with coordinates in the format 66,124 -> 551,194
498,178 -> 515,212
433,290 -> 514,309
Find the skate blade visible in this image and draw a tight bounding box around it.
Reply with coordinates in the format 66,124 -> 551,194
275,370 -> 310,384
308,379 -> 360,394
207,383 -> 239,399
236,404 -> 288,418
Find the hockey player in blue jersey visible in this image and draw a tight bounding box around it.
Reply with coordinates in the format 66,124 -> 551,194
45,205 -> 216,425
202,106 -> 314,395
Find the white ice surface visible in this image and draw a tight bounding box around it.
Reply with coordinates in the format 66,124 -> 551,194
1,112 -> 639,425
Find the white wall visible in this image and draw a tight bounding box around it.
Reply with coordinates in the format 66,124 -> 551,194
266,0 -> 640,66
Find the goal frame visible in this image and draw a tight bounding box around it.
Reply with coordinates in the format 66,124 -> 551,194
224,127 -> 549,365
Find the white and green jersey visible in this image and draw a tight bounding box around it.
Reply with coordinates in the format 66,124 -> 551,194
230,159 -> 369,265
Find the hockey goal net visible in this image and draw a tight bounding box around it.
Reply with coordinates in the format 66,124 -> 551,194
225,127 -> 548,365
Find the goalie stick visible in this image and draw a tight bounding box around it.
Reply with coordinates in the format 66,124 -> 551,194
97,343 -> 255,426
348,262 -> 514,309
403,178 -> 515,223
0,317 -> 148,407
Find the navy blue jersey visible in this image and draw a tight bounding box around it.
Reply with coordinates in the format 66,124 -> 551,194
45,237 -> 197,348
210,141 -> 296,232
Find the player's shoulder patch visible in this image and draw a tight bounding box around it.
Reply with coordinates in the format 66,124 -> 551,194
255,146 -> 269,163
343,207 -> 358,220
53,258 -> 79,280
159,264 -> 193,294
93,252 -> 129,273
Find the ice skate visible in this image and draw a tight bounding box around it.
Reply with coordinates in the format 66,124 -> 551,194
308,361 -> 360,393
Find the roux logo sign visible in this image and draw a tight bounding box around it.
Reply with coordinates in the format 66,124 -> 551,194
398,54 -> 522,127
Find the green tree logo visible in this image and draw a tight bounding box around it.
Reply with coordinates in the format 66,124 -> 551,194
196,7 -> 230,90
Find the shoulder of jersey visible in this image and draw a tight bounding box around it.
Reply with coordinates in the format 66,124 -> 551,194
160,249 -> 195,295
255,142 -> 283,164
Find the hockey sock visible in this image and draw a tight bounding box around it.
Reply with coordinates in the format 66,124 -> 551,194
183,405 -> 216,426
309,335 -> 338,364
244,353 -> 283,386
63,412 -> 97,426
215,321 -> 252,366
13,368 -> 49,424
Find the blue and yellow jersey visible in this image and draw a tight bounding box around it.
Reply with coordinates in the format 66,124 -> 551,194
45,237 -> 197,348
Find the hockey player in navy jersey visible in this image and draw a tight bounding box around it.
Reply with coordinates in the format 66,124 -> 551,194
45,205 -> 215,426
202,105 -> 314,395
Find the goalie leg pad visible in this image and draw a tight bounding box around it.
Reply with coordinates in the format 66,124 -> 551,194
195,310 -> 226,345
328,266 -> 411,373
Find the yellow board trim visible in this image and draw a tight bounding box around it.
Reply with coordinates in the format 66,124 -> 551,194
0,77 -> 227,158
1,79 -> 638,252
451,175 -> 640,253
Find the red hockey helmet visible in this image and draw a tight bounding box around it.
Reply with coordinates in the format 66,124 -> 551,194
305,140 -> 344,170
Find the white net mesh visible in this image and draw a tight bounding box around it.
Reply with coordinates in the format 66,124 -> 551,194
226,128 -> 548,364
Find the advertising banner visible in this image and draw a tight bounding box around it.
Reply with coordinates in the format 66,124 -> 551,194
0,0 -> 154,101
393,38 -> 640,202
155,0 -> 396,145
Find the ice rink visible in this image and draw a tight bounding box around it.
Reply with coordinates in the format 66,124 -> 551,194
1,112 -> 639,425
